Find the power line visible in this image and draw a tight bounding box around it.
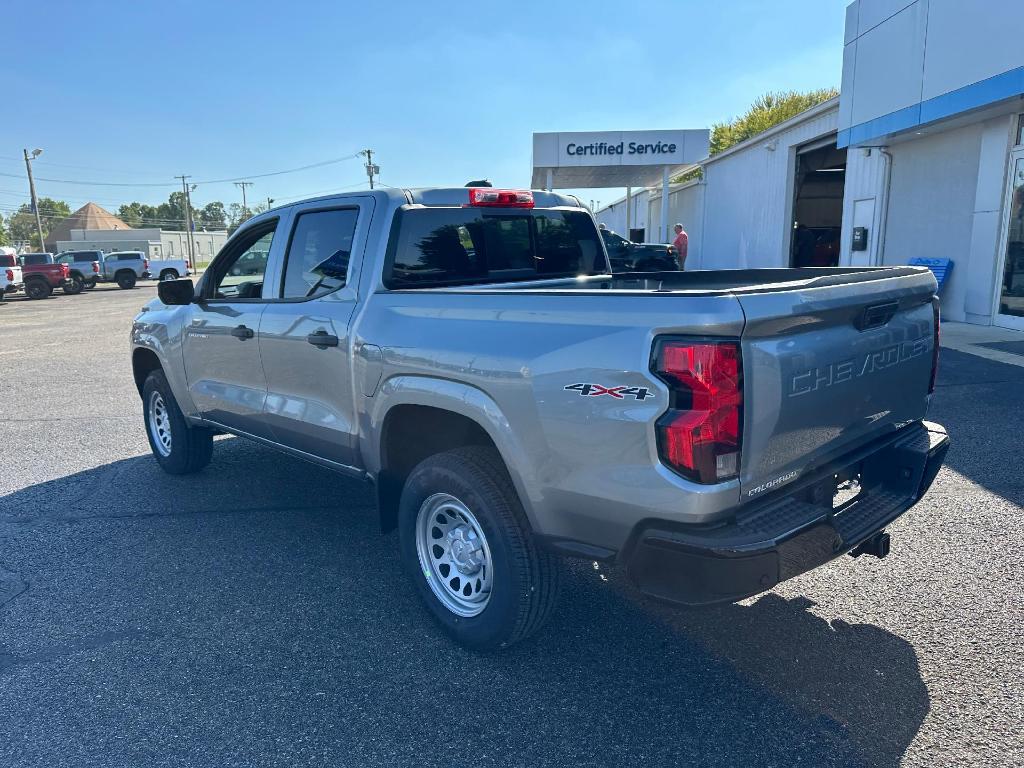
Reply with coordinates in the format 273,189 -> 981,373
0,151 -> 364,188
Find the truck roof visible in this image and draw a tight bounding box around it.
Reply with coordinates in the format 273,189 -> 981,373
262,187 -> 584,216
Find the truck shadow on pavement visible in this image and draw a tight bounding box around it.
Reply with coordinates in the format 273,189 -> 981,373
0,437 -> 927,768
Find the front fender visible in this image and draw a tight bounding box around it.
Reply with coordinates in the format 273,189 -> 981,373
362,375 -> 541,530
131,305 -> 197,419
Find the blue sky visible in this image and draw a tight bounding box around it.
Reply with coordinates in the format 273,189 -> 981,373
1,0 -> 847,216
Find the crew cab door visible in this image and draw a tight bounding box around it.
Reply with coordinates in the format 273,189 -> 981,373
182,217 -> 282,439
257,197 -> 373,469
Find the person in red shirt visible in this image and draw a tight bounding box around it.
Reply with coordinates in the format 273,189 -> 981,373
672,223 -> 689,270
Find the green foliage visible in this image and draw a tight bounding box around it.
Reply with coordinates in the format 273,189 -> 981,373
7,198 -> 71,247
0,214 -> 8,246
672,88 -> 839,183
197,201 -> 226,230
710,88 -> 839,155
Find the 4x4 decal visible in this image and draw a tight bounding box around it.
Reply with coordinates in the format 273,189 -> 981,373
564,383 -> 654,400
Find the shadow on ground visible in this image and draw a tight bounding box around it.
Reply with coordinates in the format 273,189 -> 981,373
0,437 -> 927,767
930,348 -> 1024,504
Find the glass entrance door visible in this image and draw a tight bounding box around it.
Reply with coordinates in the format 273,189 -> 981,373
996,151 -> 1024,330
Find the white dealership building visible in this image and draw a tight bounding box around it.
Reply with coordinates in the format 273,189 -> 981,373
581,0 -> 1024,329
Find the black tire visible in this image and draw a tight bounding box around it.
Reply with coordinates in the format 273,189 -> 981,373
398,446 -> 560,650
142,369 -> 213,475
62,274 -> 84,295
25,279 -> 53,300
116,271 -> 137,289
159,269 -> 179,282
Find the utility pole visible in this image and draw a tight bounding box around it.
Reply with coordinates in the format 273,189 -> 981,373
23,149 -> 45,251
175,175 -> 195,264
234,181 -> 254,218
360,149 -> 378,189
267,197 -> 274,210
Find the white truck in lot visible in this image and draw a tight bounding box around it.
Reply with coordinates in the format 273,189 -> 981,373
0,247 -> 24,301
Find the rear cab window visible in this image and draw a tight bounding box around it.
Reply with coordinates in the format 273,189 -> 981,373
385,208 -> 605,288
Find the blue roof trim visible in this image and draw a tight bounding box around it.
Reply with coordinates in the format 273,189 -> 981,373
839,64 -> 1024,148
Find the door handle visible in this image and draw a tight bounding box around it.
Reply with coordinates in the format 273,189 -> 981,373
230,324 -> 255,339
306,330 -> 339,348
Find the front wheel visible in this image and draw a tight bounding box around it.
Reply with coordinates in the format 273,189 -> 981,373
398,447 -> 560,650
142,369 -> 213,474
116,271 -> 137,289
62,275 -> 84,295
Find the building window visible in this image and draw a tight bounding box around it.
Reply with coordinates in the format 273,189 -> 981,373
169,242 -> 174,255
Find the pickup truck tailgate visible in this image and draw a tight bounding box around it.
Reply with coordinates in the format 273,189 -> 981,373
736,269 -> 937,501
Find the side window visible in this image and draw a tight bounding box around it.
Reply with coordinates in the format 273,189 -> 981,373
280,208 -> 359,299
208,223 -> 276,300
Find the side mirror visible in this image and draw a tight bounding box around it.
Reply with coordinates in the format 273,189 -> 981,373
158,278 -> 195,305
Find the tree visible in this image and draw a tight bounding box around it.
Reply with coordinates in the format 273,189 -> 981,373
0,214 -> 8,246
118,201 -> 160,229
7,198 -> 70,248
227,202 -> 251,233
710,88 -> 839,154
674,88 -> 839,182
196,201 -> 226,230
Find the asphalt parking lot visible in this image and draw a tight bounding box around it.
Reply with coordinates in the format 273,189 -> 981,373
1,285 -> 1022,768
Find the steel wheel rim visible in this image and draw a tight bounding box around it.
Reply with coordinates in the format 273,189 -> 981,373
161,272 -> 176,281
148,391 -> 172,457
415,493 -> 493,617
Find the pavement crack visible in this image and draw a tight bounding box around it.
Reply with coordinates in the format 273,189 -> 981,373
0,629 -> 155,676
0,564 -> 28,610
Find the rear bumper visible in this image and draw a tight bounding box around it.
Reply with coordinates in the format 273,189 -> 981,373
622,421 -> 949,606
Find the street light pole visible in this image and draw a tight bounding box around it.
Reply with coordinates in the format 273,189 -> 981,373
23,148 -> 45,251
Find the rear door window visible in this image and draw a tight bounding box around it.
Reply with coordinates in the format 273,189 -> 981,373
280,208 -> 359,299
386,209 -> 603,288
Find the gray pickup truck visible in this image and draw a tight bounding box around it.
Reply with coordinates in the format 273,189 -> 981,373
131,187 -> 948,650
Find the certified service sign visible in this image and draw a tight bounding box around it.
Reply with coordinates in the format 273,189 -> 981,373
532,129 -> 709,188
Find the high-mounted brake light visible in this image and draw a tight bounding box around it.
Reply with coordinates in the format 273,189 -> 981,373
929,300 -> 940,395
466,188 -> 534,208
652,339 -> 742,484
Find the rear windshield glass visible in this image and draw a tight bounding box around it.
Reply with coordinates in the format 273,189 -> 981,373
0,254 -> 15,267
20,254 -> 50,265
386,208 -> 605,288
71,252 -> 100,261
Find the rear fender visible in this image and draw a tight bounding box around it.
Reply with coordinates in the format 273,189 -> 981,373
364,375 -> 540,530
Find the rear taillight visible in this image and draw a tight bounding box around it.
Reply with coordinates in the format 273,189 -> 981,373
929,300 -> 940,395
4,269 -> 12,282
466,188 -> 534,208
186,259 -> 192,269
61,264 -> 69,277
92,261 -> 100,273
652,339 -> 742,483
143,259 -> 149,270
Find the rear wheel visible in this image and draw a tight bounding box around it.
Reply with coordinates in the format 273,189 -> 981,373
159,269 -> 179,282
83,279 -> 96,290
25,279 -> 53,300
142,369 -> 213,474
62,274 -> 84,295
398,446 -> 560,650
116,271 -> 137,289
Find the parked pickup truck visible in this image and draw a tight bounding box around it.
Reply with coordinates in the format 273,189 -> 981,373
55,250 -> 103,289
601,228 -> 679,272
18,253 -> 76,298
131,187 -> 949,650
0,248 -> 23,301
